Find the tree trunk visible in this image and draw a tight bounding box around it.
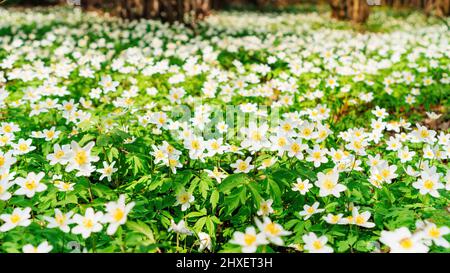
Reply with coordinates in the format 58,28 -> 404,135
425,0 -> 450,17
79,0 -> 210,24
329,0 -> 370,23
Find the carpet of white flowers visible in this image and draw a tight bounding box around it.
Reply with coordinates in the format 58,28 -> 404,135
0,7 -> 449,253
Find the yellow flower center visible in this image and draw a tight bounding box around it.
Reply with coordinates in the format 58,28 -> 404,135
302,128 -> 312,136
313,151 -> 321,160
399,238 -> 413,249
238,162 -> 248,171
251,132 -> 262,141
331,215 -> 339,223
323,179 -> 335,190
10,214 -> 21,224
291,143 -> 300,153
312,240 -> 323,250
169,158 -> 178,167
428,227 -> 440,238
191,140 -> 200,150
261,203 -> 269,211
46,131 -> 55,138
19,143 -> 28,152
319,130 -> 327,138
420,130 -> 429,138
4,125 -> 12,133
55,150 -> 65,159
113,208 -> 124,222
278,138 -> 286,146
179,193 -> 190,203
56,215 -> 66,225
211,142 -> 220,150
166,145 -> 174,154
83,218 -> 94,229
282,123 -> 291,131
0,135 -> 8,143
264,223 -> 280,235
25,180 -> 37,190
125,98 -> 133,105
424,180 -> 434,190
355,215 -> 365,225
155,150 -> 164,159
244,234 -> 256,246
74,150 -> 88,165
262,159 -> 272,167
381,169 -> 390,179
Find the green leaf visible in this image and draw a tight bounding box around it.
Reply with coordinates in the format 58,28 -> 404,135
247,182 -> 262,206
91,183 -> 115,198
185,210 -> 206,218
223,187 -> 246,214
193,216 -> 207,232
199,179 -> 209,199
78,134 -> 96,146
337,241 -> 350,252
347,235 -> 358,246
210,190 -> 219,211
205,217 -> 215,235
218,174 -> 246,193
147,177 -> 164,191
125,221 -> 155,243
268,179 -> 282,204
97,134 -> 112,147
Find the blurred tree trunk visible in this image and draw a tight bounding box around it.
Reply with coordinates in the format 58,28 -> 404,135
80,0 -> 106,11
255,0 -> 304,8
425,0 -> 450,16
410,0 -> 427,9
222,0 -> 306,8
379,0 -> 448,17
211,0 -> 225,9
329,0 -> 370,23
380,0 -> 444,10
80,0 -> 210,24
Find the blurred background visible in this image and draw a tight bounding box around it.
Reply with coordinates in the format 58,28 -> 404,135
1,0 -> 449,24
